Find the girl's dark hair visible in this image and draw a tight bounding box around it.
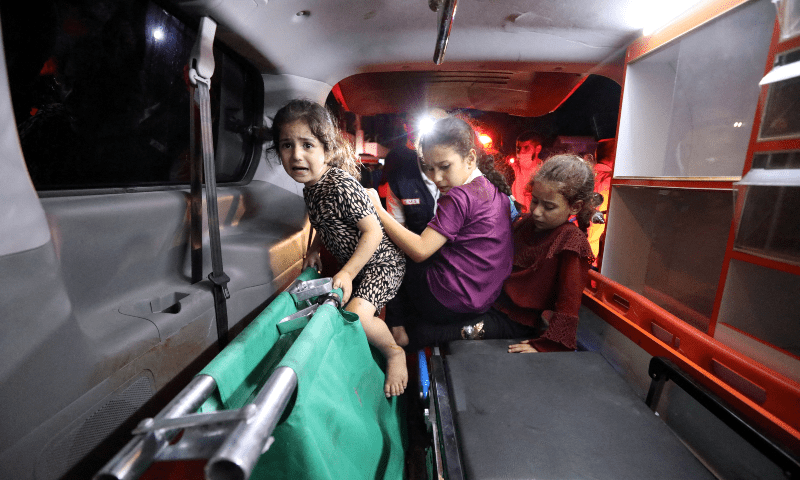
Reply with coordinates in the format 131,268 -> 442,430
531,153 -> 603,232
270,99 -> 360,180
418,116 -> 513,196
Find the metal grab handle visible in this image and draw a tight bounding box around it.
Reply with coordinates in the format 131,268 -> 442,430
433,0 -> 458,64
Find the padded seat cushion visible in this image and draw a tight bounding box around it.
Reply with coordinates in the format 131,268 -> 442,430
444,349 -> 714,479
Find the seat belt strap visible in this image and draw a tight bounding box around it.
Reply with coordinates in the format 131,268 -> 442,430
189,16 -> 230,350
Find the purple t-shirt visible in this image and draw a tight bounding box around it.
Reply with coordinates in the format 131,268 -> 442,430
426,176 -> 514,313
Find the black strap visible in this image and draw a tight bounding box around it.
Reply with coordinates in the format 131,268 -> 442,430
188,17 -> 229,350
189,86 -> 203,284
193,81 -> 230,350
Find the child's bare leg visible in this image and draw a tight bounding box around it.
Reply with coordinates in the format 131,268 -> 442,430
391,326 -> 409,347
346,298 -> 408,397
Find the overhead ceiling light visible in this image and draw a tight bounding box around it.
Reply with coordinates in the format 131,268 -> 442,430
417,115 -> 437,136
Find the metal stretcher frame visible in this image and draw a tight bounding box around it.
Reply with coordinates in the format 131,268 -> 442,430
428,352 -> 464,480
646,356 -> 800,477
94,368 -> 298,480
95,278 -> 339,480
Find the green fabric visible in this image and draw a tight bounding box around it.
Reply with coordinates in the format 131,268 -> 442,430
197,267 -> 319,411
196,268 -> 406,479
253,304 -> 405,479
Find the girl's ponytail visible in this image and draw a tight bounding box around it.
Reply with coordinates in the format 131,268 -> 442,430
477,153 -> 513,197
575,191 -> 604,232
532,154 -> 601,233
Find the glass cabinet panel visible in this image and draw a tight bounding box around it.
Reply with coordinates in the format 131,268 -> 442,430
616,0 -> 774,178
602,186 -> 734,330
758,68 -> 800,141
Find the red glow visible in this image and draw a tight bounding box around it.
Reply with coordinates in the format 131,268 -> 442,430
478,133 -> 492,147
508,157 -> 515,164
39,57 -> 57,76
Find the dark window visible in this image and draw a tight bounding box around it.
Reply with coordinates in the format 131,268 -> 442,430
736,185 -> 800,262
1,0 -> 261,190
759,51 -> 800,141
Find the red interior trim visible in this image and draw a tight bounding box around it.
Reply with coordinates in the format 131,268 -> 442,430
751,139 -> 800,153
611,178 -> 735,190
584,270 -> 800,455
330,84 -> 350,112
730,250 -> 800,276
548,75 -> 589,113
777,34 -> 800,53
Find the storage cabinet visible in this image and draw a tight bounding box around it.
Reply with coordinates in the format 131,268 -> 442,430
605,0 -> 800,384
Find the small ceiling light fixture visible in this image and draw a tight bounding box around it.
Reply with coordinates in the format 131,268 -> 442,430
292,10 -> 311,23
152,27 -> 165,41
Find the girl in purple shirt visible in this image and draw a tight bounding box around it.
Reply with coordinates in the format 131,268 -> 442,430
368,117 -> 514,348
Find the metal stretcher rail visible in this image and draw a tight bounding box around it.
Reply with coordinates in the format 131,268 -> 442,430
429,352 -> 464,480
95,279 -> 339,480
94,365 -> 299,480
647,356 -> 800,478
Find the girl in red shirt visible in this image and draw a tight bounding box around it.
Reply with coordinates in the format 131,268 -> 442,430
465,154 -> 602,352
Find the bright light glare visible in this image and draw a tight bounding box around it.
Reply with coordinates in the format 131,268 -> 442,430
508,157 -> 515,165
638,0 -> 705,36
478,134 -> 492,147
152,27 -> 165,41
417,116 -> 436,136
733,122 -> 744,128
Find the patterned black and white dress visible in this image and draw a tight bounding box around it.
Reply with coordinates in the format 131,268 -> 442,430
303,167 -> 406,311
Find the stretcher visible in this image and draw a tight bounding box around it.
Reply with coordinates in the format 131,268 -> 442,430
422,340 -> 800,480
95,268 -> 405,480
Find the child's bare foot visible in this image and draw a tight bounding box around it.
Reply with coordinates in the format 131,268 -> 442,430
391,326 -> 409,347
384,346 -> 408,397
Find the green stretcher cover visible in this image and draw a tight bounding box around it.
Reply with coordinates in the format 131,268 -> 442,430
197,268 -> 405,480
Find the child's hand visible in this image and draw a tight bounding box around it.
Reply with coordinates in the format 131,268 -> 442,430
365,188 -> 382,210
332,270 -> 353,303
303,249 -> 322,272
508,339 -> 538,353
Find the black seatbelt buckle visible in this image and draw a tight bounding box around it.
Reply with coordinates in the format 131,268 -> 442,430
208,272 -> 231,299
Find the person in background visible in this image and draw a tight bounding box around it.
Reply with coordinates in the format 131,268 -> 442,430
382,110 -> 448,234
358,154 -> 382,191
587,138 -> 614,264
511,130 -> 546,212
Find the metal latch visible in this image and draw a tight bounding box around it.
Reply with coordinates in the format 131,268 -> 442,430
189,16 -> 216,87
278,278 -> 341,334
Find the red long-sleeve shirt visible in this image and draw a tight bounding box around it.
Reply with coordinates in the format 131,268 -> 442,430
494,218 -> 594,351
